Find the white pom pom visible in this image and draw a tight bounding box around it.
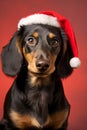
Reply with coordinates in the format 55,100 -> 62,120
69,57 -> 81,68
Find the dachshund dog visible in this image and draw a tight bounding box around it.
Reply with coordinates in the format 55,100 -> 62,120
0,23 -> 74,130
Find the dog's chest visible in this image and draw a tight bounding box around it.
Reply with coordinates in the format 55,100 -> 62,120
10,108 -> 68,129
9,87 -> 69,129
25,88 -> 52,123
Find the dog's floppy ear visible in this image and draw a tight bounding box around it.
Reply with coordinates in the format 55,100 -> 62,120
56,29 -> 73,78
1,32 -> 23,76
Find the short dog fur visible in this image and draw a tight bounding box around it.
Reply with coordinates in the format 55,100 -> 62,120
0,24 -> 73,130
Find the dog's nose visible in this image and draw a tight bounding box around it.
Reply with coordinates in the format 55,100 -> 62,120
36,60 -> 50,72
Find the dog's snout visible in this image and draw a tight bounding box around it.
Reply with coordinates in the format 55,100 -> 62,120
36,60 -> 50,72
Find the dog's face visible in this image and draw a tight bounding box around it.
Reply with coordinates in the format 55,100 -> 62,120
1,24 -> 73,78
20,24 -> 63,77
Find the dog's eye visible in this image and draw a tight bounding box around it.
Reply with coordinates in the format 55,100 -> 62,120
26,36 -> 37,46
49,38 -> 61,48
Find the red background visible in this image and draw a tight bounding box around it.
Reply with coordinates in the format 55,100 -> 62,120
0,0 -> 87,130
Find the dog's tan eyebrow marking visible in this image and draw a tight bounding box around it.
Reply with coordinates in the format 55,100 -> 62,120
48,33 -> 55,38
32,32 -> 39,38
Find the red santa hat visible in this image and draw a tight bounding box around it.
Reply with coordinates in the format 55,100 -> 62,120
18,10 -> 81,68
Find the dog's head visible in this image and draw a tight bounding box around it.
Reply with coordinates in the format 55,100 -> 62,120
1,24 -> 73,78
1,11 -> 80,78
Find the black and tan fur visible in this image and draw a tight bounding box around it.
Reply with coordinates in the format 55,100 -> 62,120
0,24 -> 73,130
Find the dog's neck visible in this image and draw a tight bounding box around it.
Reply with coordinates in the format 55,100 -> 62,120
28,72 -> 52,87
17,65 -> 57,89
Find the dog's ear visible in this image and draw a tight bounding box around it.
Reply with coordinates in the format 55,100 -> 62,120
1,32 -> 23,76
56,29 -> 73,78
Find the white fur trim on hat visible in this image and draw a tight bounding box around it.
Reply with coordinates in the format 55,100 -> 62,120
18,14 -> 60,29
69,57 -> 81,68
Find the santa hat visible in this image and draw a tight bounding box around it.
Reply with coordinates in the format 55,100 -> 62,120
18,10 -> 81,68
